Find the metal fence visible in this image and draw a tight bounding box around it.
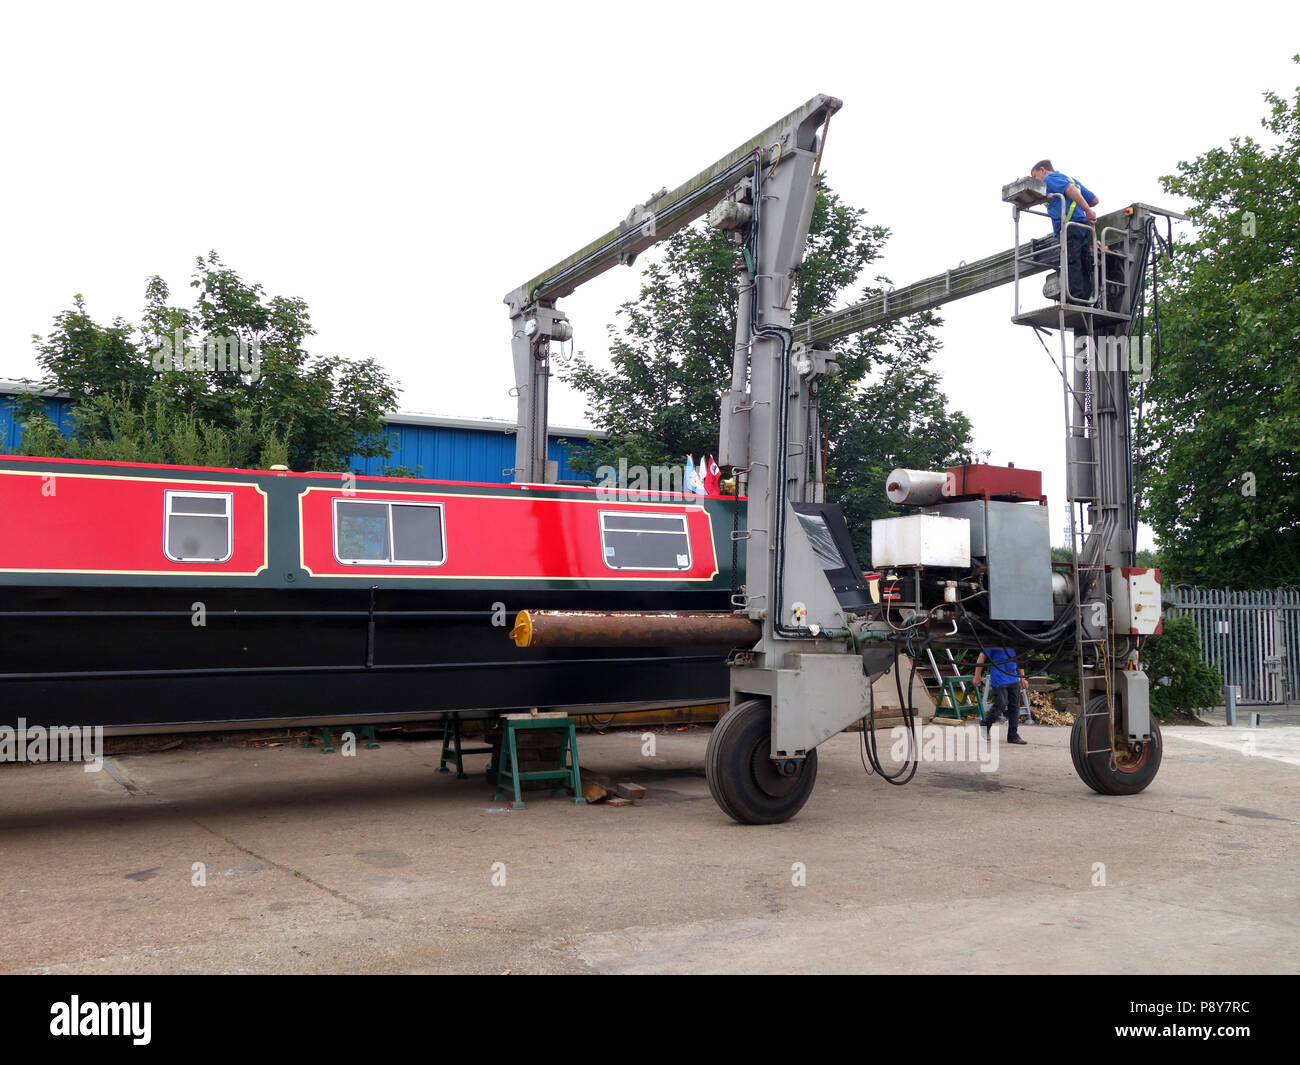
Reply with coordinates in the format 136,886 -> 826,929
1166,586 -> 1300,704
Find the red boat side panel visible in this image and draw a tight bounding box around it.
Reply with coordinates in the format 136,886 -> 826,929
0,470 -> 268,576
299,487 -> 719,581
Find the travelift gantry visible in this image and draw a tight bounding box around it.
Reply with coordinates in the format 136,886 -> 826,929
504,94 -> 1170,823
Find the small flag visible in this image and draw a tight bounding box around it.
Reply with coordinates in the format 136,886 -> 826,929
686,454 -> 706,495
703,456 -> 721,496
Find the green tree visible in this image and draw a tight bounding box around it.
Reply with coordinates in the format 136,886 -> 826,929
829,323 -> 976,548
1142,615 -> 1224,719
562,178 -> 975,558
16,389 -> 290,470
1140,60 -> 1300,587
16,253 -> 400,472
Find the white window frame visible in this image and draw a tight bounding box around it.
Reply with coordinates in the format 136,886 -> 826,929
332,497 -> 446,567
164,490 -> 234,564
598,510 -> 692,572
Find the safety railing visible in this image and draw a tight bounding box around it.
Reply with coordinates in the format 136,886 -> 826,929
1010,192 -> 1128,322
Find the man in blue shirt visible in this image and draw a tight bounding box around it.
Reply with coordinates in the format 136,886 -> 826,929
1031,160 -> 1099,303
973,647 -> 1029,744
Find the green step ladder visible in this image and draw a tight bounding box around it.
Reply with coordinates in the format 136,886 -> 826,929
492,713 -> 586,810
926,648 -> 989,723
933,674 -> 989,722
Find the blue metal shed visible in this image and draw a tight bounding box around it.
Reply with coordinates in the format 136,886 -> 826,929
347,412 -> 603,483
0,381 -> 602,483
0,386 -> 75,452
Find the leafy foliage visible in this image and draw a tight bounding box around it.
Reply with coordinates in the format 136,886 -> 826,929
15,389 -> 290,470
561,178 -> 976,558
1142,615 -> 1224,719
15,253 -> 400,472
1140,60 -> 1300,586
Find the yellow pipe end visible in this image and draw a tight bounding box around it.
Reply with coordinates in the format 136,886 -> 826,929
508,610 -> 534,647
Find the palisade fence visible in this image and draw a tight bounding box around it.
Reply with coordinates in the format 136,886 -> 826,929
1166,586 -> 1300,704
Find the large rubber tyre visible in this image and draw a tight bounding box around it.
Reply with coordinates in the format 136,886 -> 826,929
706,698 -> 818,825
1071,695 -> 1162,796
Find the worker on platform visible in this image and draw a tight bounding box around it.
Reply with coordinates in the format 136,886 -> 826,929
973,647 -> 1029,745
1030,160 -> 1099,303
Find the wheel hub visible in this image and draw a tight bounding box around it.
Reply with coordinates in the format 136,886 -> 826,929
1113,741 -> 1150,773
750,743 -> 804,797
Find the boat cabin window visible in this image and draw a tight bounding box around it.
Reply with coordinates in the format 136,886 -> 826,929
599,511 -> 692,571
334,499 -> 445,566
165,491 -> 233,563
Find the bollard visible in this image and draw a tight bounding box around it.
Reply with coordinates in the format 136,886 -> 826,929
1224,683 -> 1236,726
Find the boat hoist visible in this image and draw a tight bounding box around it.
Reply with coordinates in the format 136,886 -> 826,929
504,94 -> 1184,823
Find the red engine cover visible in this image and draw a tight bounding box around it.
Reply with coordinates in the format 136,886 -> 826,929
945,464 -> 1043,502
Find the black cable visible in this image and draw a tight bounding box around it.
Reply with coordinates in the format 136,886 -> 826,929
1035,636 -> 1080,678
1129,217 -> 1156,546
763,319 -> 805,638
859,633 -> 919,784
966,587 -> 1077,643
1132,222 -> 1150,539
895,634 -> 910,708
961,600 -> 1071,691
1130,217 -> 1169,548
730,480 -> 740,602
967,607 -> 1073,648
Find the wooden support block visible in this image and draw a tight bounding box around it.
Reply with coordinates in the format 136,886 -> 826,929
614,782 -> 646,800
502,710 -> 570,720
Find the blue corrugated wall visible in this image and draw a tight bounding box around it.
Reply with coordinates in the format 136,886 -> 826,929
349,425 -> 592,483
0,392 -> 595,484
0,393 -> 75,451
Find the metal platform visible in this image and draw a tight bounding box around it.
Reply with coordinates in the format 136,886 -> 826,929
1012,303 -> 1132,332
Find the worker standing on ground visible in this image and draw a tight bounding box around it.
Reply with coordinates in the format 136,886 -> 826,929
1030,160 -> 1099,302
973,648 -> 1029,745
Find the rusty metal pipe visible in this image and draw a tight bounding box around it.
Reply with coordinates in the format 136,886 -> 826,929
509,610 -> 762,649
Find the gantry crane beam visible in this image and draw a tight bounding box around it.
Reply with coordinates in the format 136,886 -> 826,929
796,207 -> 1130,345
797,239 -> 1051,343
504,94 -> 841,484
504,95 -> 841,314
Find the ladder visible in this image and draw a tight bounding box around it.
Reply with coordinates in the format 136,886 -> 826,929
925,647 -> 987,722
1062,330 -> 1117,756
1006,194 -> 1148,759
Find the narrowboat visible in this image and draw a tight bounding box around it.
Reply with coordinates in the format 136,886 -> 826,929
0,454 -> 740,734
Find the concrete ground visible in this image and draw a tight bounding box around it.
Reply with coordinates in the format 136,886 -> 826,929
1,711 -> 1296,975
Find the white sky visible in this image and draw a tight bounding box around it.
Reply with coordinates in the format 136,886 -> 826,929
2,1 -> 1297,548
